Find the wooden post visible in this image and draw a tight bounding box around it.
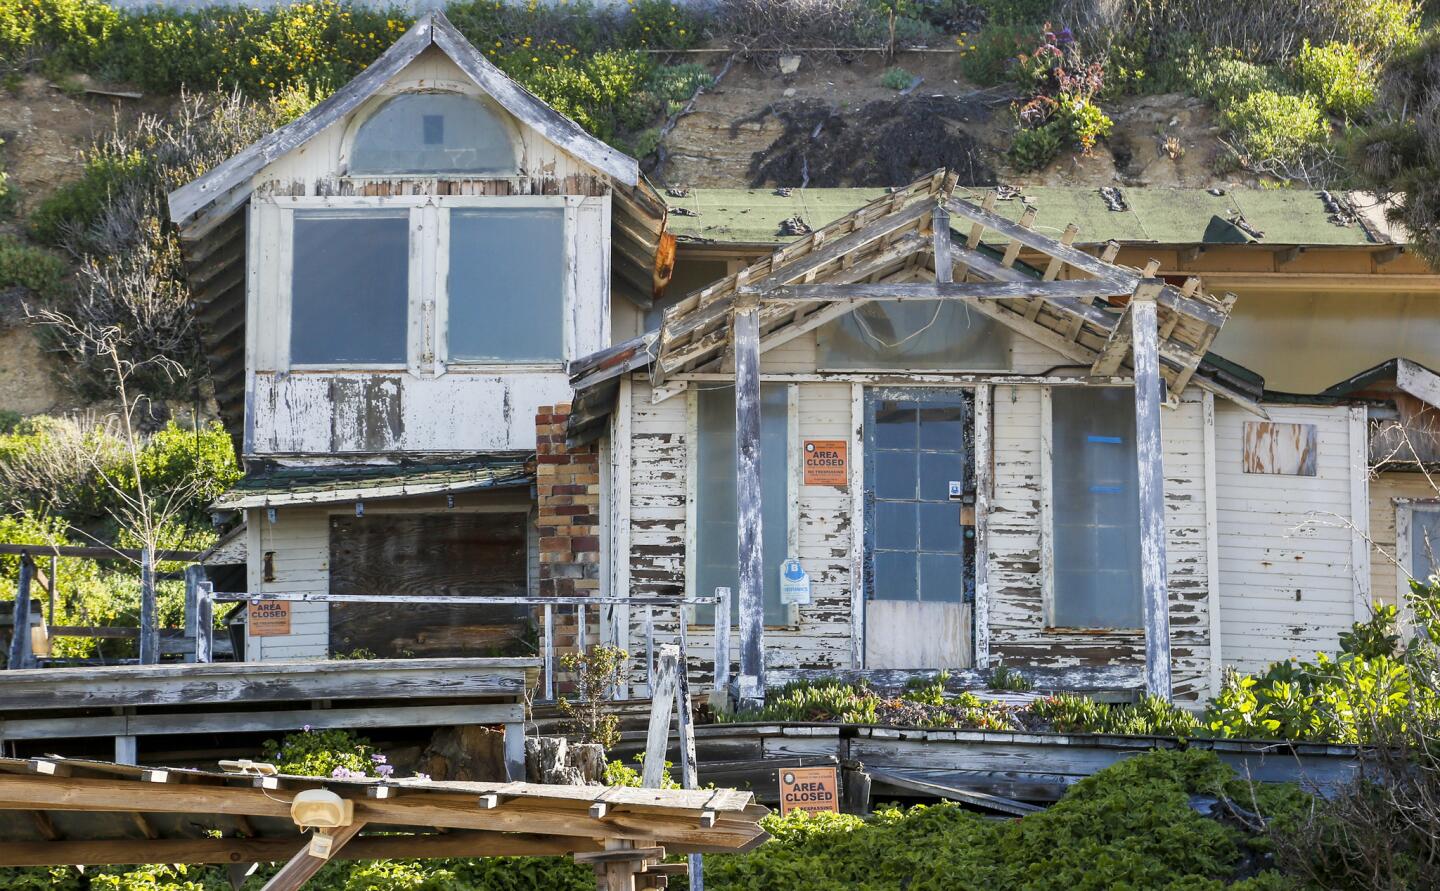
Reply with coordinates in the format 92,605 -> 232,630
933,205 -> 952,283
1131,280 -> 1172,700
139,547 -> 158,665
712,586 -> 731,697
195,581 -> 214,664
641,645 -> 679,788
45,556 -> 56,626
260,823 -> 365,891
673,627 -> 703,891
183,565 -> 206,663
503,721 -> 525,782
114,735 -> 137,765
644,609 -> 655,695
543,602 -> 554,701
733,295 -> 766,706
8,554 -> 33,670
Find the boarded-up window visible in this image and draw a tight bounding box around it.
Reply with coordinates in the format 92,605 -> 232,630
694,384 -> 789,625
1243,422 -> 1318,476
291,211 -> 409,365
447,208 -> 566,362
1051,388 -> 1143,628
350,93 -> 517,175
1414,508 -> 1440,582
817,303 -> 1011,371
328,512 -> 528,658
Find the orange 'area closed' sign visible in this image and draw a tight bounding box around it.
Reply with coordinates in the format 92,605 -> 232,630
248,599 -> 292,637
802,440 -> 848,488
778,766 -> 840,816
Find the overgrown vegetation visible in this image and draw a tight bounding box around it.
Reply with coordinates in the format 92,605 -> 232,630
557,644 -> 627,749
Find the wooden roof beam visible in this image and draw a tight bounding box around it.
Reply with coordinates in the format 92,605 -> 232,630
261,823 -> 365,891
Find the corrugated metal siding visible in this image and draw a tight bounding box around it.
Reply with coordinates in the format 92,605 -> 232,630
1216,403 -> 1358,673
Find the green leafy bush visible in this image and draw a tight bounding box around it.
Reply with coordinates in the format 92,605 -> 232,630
1221,89 -> 1328,167
28,148 -> 148,247
0,235 -> 64,297
1293,40 -> 1377,119
1178,49 -> 1285,104
880,65 -> 914,90
976,0 -> 1053,25
957,23 -> 1034,85
262,727 -> 384,778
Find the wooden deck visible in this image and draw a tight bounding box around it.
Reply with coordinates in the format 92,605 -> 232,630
0,658 -> 539,776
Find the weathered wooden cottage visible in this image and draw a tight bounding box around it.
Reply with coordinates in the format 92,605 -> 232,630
169,13 -> 1440,704
167,11 -> 673,660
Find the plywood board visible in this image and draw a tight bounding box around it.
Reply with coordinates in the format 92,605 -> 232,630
1243,421 -> 1318,476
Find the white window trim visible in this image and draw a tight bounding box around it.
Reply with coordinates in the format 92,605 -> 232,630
1396,497 -> 1440,632
1041,384 -> 1145,633
270,195 -> 574,374
337,83 -> 525,180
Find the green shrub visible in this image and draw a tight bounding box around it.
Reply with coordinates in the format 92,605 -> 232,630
0,236 -> 64,297
1293,39 -> 1377,119
976,0 -> 1053,25
262,727 -> 383,778
1179,49 -> 1285,104
1221,88 -> 1328,167
1008,119 -> 1063,169
880,65 -> 914,90
28,147 -> 148,246
958,23 -> 1033,85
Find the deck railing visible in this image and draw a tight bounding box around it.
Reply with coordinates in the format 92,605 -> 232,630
200,588 -> 732,702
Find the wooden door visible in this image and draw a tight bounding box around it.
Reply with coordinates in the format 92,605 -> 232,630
863,390 -> 975,670
328,512 -> 528,658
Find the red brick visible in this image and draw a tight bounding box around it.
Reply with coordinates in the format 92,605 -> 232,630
571,535 -> 601,552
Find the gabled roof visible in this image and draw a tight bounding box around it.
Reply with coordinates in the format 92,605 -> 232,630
166,11 -> 639,237
569,169 -> 1264,444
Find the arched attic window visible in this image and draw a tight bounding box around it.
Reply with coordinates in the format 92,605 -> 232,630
349,92 -> 518,175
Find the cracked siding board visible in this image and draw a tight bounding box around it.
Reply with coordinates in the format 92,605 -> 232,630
1216,403 -> 1358,673
988,385 -> 1212,699
246,507 -> 332,661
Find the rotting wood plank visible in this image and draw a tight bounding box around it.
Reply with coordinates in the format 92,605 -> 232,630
751,280 -> 1125,304
733,295 -> 766,705
1131,281 -> 1173,701
866,768 -> 1043,816
643,647 -> 680,788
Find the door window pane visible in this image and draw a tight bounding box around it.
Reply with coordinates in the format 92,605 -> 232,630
818,301 -> 1012,370
695,385 -> 789,625
1413,509 -> 1440,582
448,208 -> 565,362
291,211 -> 409,365
1051,388 -> 1143,628
351,93 -> 517,175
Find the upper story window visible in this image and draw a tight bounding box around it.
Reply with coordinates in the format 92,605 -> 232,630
291,211 -> 410,365
350,92 -> 518,176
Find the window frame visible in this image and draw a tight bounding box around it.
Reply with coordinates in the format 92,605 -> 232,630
684,384 -> 801,630
1040,384 -> 1145,633
270,195 -> 575,375
338,85 -> 523,180
1396,498 -> 1440,630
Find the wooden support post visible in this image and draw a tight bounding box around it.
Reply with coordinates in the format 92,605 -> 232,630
114,735 -> 137,765
44,556 -> 56,625
973,386 -> 992,670
8,554 -> 32,670
195,581 -> 214,664
260,824 -> 365,891
932,205 -> 952,283
712,586 -> 731,705
641,645 -> 679,789
644,609 -> 655,696
1131,280 -> 1172,701
183,565 -> 207,663
733,294 -> 766,707
673,626 -> 703,891
503,721 -> 525,782
139,547 -> 158,665
543,603 -> 555,701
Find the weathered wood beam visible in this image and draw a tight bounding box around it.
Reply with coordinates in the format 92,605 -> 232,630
1090,303 -> 1135,376
733,293 -> 766,707
932,206 -> 952,284
1131,280 -> 1173,701
138,548 -> 157,666
642,647 -> 680,788
260,823 -> 365,891
0,831 -> 595,867
750,280 -> 1125,304
7,555 -> 33,670
0,544 -> 205,561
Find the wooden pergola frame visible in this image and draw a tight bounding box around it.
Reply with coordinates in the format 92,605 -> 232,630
0,757 -> 768,890
614,169 -> 1253,704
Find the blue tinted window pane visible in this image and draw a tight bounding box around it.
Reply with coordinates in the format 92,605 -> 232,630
291,212 -> 409,365
919,405 -> 964,450
874,403 -> 916,449
875,451 -> 916,500
448,208 -> 565,362
920,553 -> 964,603
919,452 -> 967,503
1051,388 -> 1143,628
876,501 -> 917,551
873,551 -> 916,601
919,502 -> 962,553
351,93 -> 516,175
1414,510 -> 1440,581
695,385 -> 790,625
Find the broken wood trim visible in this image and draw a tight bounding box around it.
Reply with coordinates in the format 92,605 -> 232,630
973,384 -> 992,670
1130,280 -> 1172,701
744,280 -> 1126,304
1090,303 -> 1134,376
642,646 -> 680,788
866,768 -> 1042,817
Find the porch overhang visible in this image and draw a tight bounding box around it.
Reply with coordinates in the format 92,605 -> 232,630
213,455 -> 533,511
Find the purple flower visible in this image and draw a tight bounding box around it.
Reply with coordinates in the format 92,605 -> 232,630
303,725 -> 312,733
376,764 -> 395,778
370,753 -> 388,765
330,766 -> 364,778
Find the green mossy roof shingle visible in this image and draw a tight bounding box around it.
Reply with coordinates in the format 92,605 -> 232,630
214,456 -> 533,510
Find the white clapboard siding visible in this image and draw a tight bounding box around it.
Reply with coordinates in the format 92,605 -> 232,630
246,506 -> 332,661
1370,472 -> 1437,609
987,387 -> 1213,700
1215,403 -> 1359,673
